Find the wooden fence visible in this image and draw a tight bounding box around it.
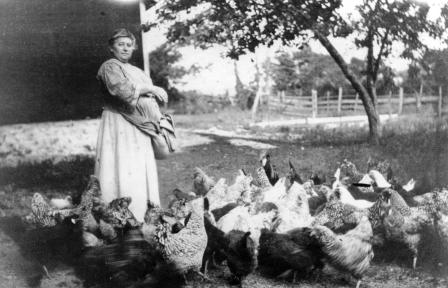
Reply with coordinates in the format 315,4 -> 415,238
264,87 -> 447,118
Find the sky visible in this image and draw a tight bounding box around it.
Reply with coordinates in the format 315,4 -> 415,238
142,0 -> 448,95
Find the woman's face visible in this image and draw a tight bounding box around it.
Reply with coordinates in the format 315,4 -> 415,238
110,37 -> 134,63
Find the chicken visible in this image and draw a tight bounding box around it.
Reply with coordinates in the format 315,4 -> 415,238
154,197 -> 208,279
49,196 -> 73,210
193,167 -> 216,196
381,205 -> 433,269
308,185 -> 331,215
141,201 -> 170,245
340,159 -> 365,184
412,188 -> 448,214
367,157 -> 393,181
24,193 -> 57,228
254,166 -> 273,189
204,178 -> 229,211
434,211 -> 448,253
211,202 -> 238,222
288,159 -> 303,184
332,186 -> 375,209
226,169 -> 253,203
101,197 -> 140,229
262,177 -> 289,204
258,227 -> 323,281
313,188 -> 392,234
202,208 -> 256,284
260,150 -> 279,185
273,182 -> 313,233
311,216 -> 374,288
216,205 -> 277,249
310,171 -> 326,185
332,168 -> 375,209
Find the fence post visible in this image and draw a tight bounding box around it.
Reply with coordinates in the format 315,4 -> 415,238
337,87 -> 343,115
312,89 -> 318,118
398,87 -> 404,115
326,91 -> 330,112
388,90 -> 392,117
416,84 -> 422,111
354,93 -> 359,112
438,86 -> 443,117
280,90 -> 285,103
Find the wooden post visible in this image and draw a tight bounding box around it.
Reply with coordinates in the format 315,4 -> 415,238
398,87 -> 404,115
280,90 -> 284,103
354,93 -> 359,112
388,90 -> 392,117
337,87 -> 343,115
438,86 -> 443,117
312,89 -> 318,118
326,91 -> 330,113
416,83 -> 422,111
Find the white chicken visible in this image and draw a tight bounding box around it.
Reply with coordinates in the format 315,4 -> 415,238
273,182 -> 313,233
216,205 -> 277,249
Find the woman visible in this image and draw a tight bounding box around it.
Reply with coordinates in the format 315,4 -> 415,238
95,28 -> 167,222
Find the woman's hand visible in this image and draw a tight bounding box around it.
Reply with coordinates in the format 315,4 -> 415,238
151,86 -> 168,103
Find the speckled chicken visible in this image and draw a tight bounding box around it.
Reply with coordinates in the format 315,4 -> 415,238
381,204 -> 433,269
313,188 -> 392,234
25,193 -> 57,228
102,197 -> 140,229
154,197 -> 208,278
340,159 -> 365,184
311,216 -> 374,288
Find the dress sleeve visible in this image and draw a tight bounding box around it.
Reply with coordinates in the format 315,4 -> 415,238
97,62 -> 141,109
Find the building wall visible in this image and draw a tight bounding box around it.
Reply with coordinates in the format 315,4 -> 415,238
0,0 -> 142,125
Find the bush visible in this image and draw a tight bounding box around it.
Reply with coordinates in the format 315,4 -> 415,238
170,90 -> 231,115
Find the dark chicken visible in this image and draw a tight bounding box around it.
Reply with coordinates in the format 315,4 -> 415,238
260,150 -> 279,186
258,227 -> 323,282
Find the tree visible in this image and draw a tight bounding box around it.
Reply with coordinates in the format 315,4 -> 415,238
404,49 -> 448,95
149,43 -> 199,103
155,0 -> 448,144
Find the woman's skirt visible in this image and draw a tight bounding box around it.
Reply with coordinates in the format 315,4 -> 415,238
94,108 -> 160,222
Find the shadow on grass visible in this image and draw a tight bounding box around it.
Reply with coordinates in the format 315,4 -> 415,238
0,154 -> 94,191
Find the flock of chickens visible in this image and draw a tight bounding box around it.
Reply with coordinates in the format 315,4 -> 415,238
22,151 -> 448,288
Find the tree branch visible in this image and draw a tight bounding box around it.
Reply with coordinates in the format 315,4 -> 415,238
314,31 -> 373,108
373,28 -> 390,81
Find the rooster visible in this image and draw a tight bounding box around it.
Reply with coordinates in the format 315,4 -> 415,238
154,197 -> 208,281
311,216 -> 374,288
193,167 -> 216,196
260,150 -> 279,185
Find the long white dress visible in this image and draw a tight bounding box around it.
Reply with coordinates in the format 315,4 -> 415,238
95,58 -> 161,222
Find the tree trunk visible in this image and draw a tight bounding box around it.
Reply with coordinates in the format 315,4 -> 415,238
315,31 -> 380,144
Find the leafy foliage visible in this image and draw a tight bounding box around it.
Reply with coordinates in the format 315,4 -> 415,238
404,49 -> 448,94
149,43 -> 200,103
155,0 -> 448,143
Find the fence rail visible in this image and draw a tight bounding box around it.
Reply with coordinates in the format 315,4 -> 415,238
263,87 -> 446,118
